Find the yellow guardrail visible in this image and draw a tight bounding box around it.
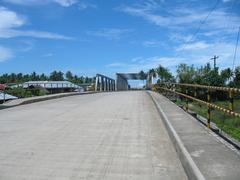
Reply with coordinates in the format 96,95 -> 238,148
168,83 -> 240,93
153,83 -> 240,128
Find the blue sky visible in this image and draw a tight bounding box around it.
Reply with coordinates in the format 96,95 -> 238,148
0,0 -> 240,79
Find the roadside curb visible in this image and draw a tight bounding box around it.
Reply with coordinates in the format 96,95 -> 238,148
0,91 -> 99,110
148,91 -> 205,180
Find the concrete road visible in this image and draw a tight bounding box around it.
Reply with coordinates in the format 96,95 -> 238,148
0,91 -> 187,180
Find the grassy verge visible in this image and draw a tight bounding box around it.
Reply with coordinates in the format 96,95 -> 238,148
6,87 -> 48,98
175,98 -> 240,141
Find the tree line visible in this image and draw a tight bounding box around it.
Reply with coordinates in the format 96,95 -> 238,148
0,71 -> 95,85
143,63 -> 240,87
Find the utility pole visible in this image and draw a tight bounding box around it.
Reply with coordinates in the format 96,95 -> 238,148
211,55 -> 219,69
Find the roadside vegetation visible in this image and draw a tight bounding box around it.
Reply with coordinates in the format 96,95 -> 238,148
5,87 -> 48,98
0,71 -> 95,98
143,63 -> 240,141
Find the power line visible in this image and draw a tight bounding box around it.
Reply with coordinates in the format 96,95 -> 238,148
173,0 -> 220,59
216,0 -> 237,44
177,0 -> 220,48
232,26 -> 240,71
187,0 -> 220,43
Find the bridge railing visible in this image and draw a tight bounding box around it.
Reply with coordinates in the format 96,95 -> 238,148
153,83 -> 240,129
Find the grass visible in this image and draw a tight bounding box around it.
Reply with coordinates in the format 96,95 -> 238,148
175,98 -> 240,141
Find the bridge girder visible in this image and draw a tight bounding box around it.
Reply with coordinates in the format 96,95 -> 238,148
95,74 -> 116,92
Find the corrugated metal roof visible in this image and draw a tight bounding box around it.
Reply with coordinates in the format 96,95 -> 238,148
25,81 -> 72,84
21,81 -> 82,89
0,92 -> 18,100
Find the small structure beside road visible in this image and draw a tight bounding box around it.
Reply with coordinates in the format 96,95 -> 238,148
11,81 -> 84,94
0,92 -> 18,103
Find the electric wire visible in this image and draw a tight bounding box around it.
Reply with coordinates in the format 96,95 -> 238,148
232,26 -> 240,71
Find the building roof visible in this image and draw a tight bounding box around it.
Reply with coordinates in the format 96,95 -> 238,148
0,92 -> 18,100
19,81 -> 82,89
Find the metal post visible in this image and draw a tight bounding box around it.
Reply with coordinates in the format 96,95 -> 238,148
105,78 -> 107,91
110,80 -> 112,91
194,87 -> 197,97
100,77 -> 103,91
3,90 -> 6,103
185,88 -> 189,111
104,78 -> 106,91
104,77 -> 106,91
107,79 -> 109,91
109,80 -> 111,91
207,89 -> 211,129
95,76 -> 98,91
229,91 -> 234,111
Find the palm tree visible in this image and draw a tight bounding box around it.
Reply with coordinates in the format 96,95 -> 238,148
156,65 -> 174,83
148,68 -> 157,84
138,70 -> 147,88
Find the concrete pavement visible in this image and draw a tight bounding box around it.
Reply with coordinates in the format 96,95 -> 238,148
0,91 -> 187,180
149,91 -> 240,180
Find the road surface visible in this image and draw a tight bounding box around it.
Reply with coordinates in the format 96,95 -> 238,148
0,91 -> 187,180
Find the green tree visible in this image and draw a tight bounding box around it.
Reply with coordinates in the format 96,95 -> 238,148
233,66 -> 240,87
9,73 -> 17,83
148,68 -> 157,78
139,70 -> 147,80
176,64 -> 195,83
66,71 -> 73,81
205,68 -> 224,86
49,71 -> 64,81
30,71 -> 39,81
220,68 -> 233,85
157,65 -> 174,83
39,73 -> 48,81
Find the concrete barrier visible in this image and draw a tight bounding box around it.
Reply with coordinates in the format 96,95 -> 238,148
148,91 -> 205,180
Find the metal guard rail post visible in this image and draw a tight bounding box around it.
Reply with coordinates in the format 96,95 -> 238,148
154,83 -> 240,129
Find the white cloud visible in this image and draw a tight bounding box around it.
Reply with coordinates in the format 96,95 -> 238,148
105,40 -> 240,74
177,41 -> 211,51
78,2 -> 97,10
0,7 -> 72,40
0,7 -> 26,29
42,53 -> 53,57
117,3 -> 240,34
0,46 -> 13,62
222,0 -> 232,2
106,63 -> 127,68
142,40 -> 162,47
87,28 -> 132,40
106,56 -> 184,73
18,40 -> 34,52
3,0 -> 78,7
131,57 -> 143,62
117,5 -> 170,27
0,29 -> 73,40
170,33 -> 193,43
3,0 -> 47,5
53,0 -> 77,7
175,41 -> 240,69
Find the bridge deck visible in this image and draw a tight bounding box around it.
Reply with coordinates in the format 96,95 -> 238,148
150,91 -> 240,180
0,91 -> 187,180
